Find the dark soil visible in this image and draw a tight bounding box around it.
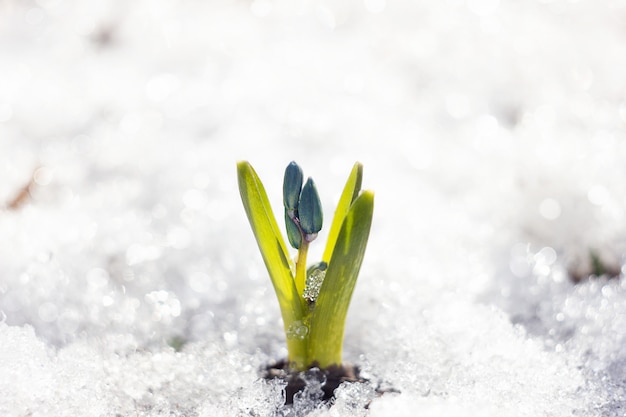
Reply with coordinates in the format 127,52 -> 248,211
262,360 -> 363,404
262,359 -> 398,405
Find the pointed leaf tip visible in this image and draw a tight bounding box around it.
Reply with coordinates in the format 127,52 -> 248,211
321,162 -> 364,263
350,162 -> 363,203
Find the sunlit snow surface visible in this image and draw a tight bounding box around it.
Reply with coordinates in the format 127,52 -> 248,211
2,0 -> 626,415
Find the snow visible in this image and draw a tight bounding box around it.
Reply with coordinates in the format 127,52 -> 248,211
1,0 -> 626,415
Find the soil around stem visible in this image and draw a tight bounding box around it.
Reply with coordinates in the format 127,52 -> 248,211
261,359 -> 398,405
262,359 -> 363,404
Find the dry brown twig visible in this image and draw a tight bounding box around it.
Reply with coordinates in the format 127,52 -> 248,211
5,169 -> 38,210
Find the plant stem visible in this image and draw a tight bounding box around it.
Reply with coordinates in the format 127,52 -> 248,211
286,330 -> 308,371
286,239 -> 311,371
295,240 -> 309,298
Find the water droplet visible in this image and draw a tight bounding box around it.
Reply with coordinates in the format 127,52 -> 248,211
287,321 -> 309,340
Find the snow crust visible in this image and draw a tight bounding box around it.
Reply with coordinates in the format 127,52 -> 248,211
2,0 -> 626,415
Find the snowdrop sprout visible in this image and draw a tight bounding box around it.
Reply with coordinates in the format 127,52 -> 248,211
1,0 -> 626,415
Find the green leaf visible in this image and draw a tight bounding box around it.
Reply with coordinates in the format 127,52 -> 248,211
322,162 -> 363,264
307,190 -> 374,369
237,161 -> 307,367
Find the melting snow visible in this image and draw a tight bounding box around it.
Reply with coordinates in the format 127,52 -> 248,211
1,0 -> 626,415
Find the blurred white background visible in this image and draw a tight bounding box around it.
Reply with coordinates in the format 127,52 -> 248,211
1,1 -> 626,415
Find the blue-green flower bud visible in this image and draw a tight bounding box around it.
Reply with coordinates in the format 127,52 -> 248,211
285,209 -> 302,249
298,177 -> 323,236
283,161 -> 303,213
